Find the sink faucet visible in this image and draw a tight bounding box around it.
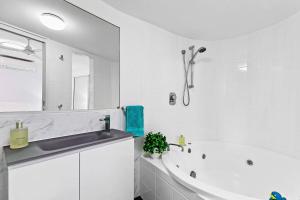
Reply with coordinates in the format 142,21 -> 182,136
99,115 -> 110,131
168,143 -> 184,152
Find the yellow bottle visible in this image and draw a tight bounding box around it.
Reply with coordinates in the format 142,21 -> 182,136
10,121 -> 29,149
178,134 -> 186,146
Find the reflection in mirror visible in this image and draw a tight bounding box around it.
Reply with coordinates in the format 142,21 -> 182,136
0,0 -> 120,112
72,53 -> 90,110
0,29 -> 44,112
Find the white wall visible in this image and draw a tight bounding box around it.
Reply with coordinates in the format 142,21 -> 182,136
93,56 -> 117,109
1,0 -> 300,198
111,60 -> 120,108
68,0 -> 198,135
72,53 -> 90,110
46,39 -> 73,111
71,0 -> 300,161
46,38 -> 119,111
0,0 -> 298,156
192,11 -> 300,159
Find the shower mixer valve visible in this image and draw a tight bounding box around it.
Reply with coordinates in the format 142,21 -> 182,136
169,92 -> 176,105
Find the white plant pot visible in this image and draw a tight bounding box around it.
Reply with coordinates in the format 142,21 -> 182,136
152,153 -> 161,159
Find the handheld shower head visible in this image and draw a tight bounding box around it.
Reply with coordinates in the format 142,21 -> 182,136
190,47 -> 206,62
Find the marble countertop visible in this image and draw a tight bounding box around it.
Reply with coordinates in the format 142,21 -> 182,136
4,129 -> 132,167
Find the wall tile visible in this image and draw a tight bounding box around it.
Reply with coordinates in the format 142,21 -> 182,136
0,109 -> 123,147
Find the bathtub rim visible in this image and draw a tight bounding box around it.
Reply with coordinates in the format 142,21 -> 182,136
162,151 -> 262,200
161,140 -> 300,200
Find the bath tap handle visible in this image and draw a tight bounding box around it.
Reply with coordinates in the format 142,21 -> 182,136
168,143 -> 184,152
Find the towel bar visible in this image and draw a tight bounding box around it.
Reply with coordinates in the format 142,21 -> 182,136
121,106 -> 126,115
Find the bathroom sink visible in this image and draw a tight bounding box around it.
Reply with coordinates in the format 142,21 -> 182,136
4,129 -> 132,166
38,131 -> 114,151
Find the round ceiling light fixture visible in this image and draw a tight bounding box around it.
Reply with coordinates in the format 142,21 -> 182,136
40,13 -> 66,31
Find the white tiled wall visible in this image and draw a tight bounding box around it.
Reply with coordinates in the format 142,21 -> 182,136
0,109 -> 123,147
191,10 -> 300,159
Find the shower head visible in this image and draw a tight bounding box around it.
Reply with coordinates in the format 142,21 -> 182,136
190,46 -> 206,62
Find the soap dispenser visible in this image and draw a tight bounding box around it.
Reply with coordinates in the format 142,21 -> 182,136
10,121 -> 29,149
178,134 -> 186,146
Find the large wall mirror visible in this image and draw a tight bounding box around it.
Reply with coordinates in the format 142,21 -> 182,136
0,0 -> 120,112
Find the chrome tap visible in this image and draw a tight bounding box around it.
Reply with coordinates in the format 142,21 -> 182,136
99,115 -> 110,131
168,143 -> 184,152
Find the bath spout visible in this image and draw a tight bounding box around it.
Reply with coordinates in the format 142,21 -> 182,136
168,143 -> 184,152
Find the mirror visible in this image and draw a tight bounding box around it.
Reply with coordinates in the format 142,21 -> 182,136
0,0 -> 120,112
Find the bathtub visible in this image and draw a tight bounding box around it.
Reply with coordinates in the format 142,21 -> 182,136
162,141 -> 300,200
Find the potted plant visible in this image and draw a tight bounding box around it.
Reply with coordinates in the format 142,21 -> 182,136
143,132 -> 169,158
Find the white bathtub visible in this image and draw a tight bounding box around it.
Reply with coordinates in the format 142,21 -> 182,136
162,141 -> 300,200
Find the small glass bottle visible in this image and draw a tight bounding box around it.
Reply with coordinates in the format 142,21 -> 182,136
178,134 -> 186,146
10,121 -> 29,149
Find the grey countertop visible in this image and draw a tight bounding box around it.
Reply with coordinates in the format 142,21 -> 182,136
4,129 -> 133,167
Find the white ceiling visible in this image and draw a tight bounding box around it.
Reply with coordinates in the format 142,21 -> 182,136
101,0 -> 300,40
0,0 -> 120,60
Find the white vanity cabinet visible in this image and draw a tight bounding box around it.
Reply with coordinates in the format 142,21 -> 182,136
8,153 -> 80,200
80,139 -> 134,200
7,138 -> 134,200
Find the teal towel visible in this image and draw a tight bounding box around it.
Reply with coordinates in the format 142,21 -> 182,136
125,105 -> 144,137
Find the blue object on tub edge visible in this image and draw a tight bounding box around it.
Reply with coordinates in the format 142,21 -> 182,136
125,105 -> 144,137
270,191 -> 286,200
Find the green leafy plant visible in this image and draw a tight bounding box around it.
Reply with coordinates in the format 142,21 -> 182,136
143,132 -> 169,154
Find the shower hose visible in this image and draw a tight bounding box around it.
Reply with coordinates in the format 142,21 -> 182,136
182,53 -> 191,106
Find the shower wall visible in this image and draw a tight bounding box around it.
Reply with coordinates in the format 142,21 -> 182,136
193,11 -> 300,159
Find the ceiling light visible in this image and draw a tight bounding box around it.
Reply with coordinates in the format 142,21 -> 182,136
40,13 -> 66,31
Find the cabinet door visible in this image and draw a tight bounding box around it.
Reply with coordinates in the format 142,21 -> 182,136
80,139 -> 134,200
9,153 -> 79,200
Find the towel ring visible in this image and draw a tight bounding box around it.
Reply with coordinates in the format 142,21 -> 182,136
121,107 -> 126,115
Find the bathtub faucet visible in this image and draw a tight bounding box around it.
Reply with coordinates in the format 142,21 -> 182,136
168,143 -> 184,152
